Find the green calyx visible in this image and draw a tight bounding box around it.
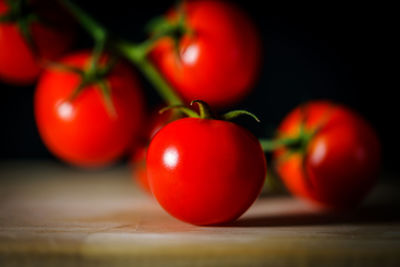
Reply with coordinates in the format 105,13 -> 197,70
59,0 -> 184,106
259,104 -> 331,154
47,53 -> 118,117
146,2 -> 192,36
145,2 -> 193,57
160,100 -> 261,123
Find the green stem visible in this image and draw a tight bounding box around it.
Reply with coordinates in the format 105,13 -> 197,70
159,105 -> 199,118
259,137 -> 300,152
137,56 -> 183,105
59,0 -> 184,106
87,39 -> 106,76
191,100 -> 212,119
58,0 -> 106,41
116,41 -> 183,105
222,110 -> 260,123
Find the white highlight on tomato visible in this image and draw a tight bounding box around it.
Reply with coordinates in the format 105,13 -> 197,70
57,101 -> 74,121
181,44 -> 199,65
310,140 -> 326,165
163,147 -> 179,169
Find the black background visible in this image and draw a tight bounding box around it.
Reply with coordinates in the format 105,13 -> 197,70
0,1 -> 396,174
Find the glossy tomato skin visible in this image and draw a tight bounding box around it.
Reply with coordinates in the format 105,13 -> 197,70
0,0 -> 74,85
35,51 -> 145,167
151,0 -> 261,108
147,118 -> 266,225
275,101 -> 381,209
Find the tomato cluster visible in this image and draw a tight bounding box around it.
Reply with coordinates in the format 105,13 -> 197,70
1,0 -> 381,225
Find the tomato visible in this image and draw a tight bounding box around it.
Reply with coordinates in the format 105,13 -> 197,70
0,0 -> 74,85
131,108 -> 175,194
151,0 -> 261,107
34,51 -> 145,167
274,101 -> 381,209
147,117 -> 266,225
132,145 -> 152,193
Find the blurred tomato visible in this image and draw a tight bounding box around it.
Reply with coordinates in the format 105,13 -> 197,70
35,51 -> 145,167
274,101 -> 381,209
0,0 -> 75,85
132,146 -> 151,193
151,0 -> 261,107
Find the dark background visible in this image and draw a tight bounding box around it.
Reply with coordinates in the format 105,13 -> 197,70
0,1 -> 396,173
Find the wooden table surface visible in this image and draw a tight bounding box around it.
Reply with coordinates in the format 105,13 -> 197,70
0,161 -> 399,266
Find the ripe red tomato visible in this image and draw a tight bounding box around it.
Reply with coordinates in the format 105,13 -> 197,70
147,117 -> 266,225
151,0 -> 261,107
0,0 -> 74,85
34,51 -> 145,167
274,101 -> 381,209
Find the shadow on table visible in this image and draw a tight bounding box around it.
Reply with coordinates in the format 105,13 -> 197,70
229,204 -> 400,227
226,181 -> 400,227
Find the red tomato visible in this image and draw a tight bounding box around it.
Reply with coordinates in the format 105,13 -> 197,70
131,108 -> 175,194
151,0 -> 261,107
147,117 -> 266,225
0,0 -> 74,85
274,101 -> 381,209
132,145 -> 152,193
34,51 -> 145,167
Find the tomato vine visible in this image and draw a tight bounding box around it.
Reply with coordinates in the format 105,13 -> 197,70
59,0 -> 184,106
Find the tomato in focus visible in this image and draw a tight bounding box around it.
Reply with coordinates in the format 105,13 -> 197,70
151,0 -> 262,107
34,51 -> 145,167
274,101 -> 381,209
147,117 -> 266,225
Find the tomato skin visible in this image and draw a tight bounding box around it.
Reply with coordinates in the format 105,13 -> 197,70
34,51 -> 145,167
275,101 -> 381,209
147,118 -> 266,225
0,0 -> 74,85
151,0 -> 261,107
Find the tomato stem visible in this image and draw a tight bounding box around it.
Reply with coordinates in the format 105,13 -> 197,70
58,0 -> 185,106
259,124 -> 317,153
116,41 -> 183,105
259,137 -> 301,152
58,0 -> 106,42
87,39 -> 107,76
191,100 -> 213,119
222,110 -> 260,123
159,105 -> 200,118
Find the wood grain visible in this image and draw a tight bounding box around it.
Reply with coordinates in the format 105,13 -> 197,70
0,161 -> 399,266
